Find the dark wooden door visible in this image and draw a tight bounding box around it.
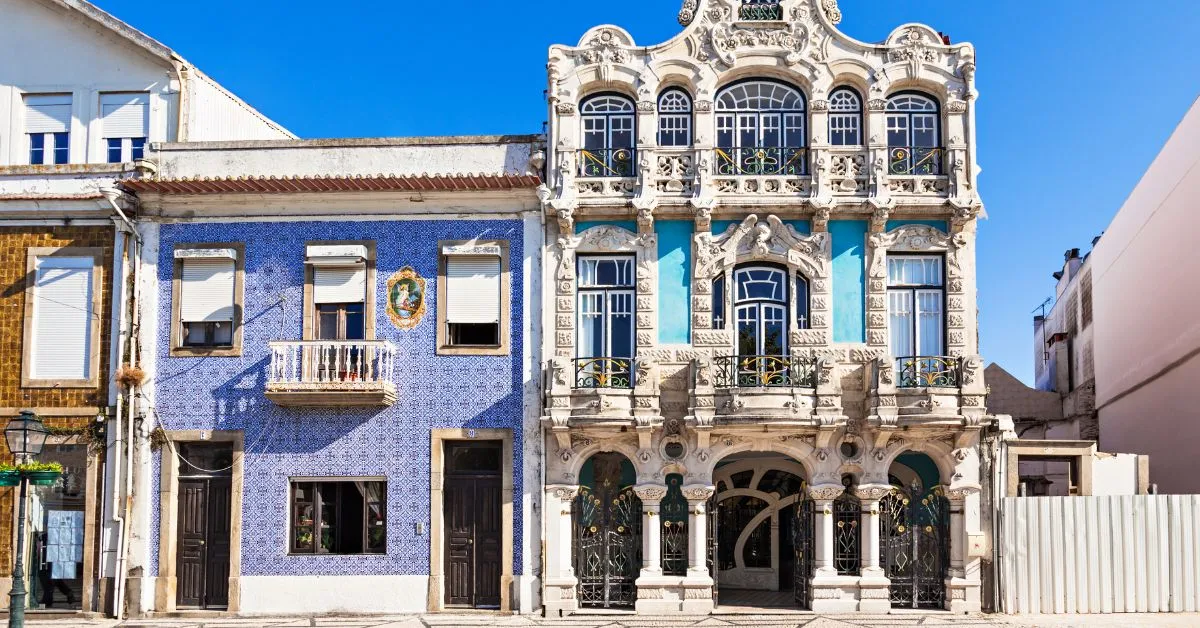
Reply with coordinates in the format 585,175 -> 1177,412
444,476 -> 502,608
176,477 -> 232,609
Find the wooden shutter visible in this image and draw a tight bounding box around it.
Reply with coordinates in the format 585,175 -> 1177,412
180,258 -> 235,322
101,93 -> 148,138
31,257 -> 93,380
24,94 -> 71,133
314,265 -> 366,303
446,256 -> 500,324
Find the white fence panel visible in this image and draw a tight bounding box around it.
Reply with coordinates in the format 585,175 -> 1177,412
1000,495 -> 1200,613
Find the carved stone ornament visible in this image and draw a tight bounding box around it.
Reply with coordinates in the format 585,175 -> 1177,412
634,485 -> 669,502
694,214 -> 831,280
678,0 -> 698,27
809,485 -> 845,500
682,485 -> 716,501
868,224 -> 964,281
854,486 -> 892,501
820,0 -> 843,25
550,485 -> 580,501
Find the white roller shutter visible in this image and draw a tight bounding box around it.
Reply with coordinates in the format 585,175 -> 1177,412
446,256 -> 501,324
101,93 -> 148,138
180,258 -> 235,322
24,94 -> 71,133
314,265 -> 366,303
31,257 -> 93,380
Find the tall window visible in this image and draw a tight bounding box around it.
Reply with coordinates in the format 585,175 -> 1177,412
887,255 -> 944,360
179,253 -> 236,348
308,244 -> 369,381
27,255 -> 95,383
734,266 -> 788,357
715,80 -> 807,176
795,272 -> 810,329
580,94 -> 636,177
290,480 -> 386,554
577,256 -> 635,387
657,88 -> 692,147
24,94 -> 71,165
444,250 -> 502,347
886,93 -> 941,175
828,88 -> 862,146
101,93 -> 149,163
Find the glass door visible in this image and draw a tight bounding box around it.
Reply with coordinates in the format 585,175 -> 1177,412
27,444 -> 87,610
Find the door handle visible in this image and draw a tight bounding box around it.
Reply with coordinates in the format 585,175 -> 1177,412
467,539 -> 473,544
199,540 -> 206,546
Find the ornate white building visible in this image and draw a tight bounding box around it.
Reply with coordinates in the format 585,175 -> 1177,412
539,0 -> 990,614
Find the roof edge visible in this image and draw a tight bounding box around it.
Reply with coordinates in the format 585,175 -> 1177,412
151,134 -> 545,151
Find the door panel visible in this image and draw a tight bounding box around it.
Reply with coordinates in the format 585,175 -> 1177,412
176,480 -> 207,608
474,478 -> 503,608
205,479 -> 232,608
444,479 -> 475,606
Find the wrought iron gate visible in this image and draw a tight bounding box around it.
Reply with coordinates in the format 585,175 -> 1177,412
880,484 -> 950,608
706,493 -> 718,607
792,486 -> 815,609
573,455 -> 642,608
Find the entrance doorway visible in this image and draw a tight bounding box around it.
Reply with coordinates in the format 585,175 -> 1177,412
175,443 -> 233,609
573,452 -> 641,609
443,441 -> 502,609
709,453 -> 812,610
882,452 -> 950,608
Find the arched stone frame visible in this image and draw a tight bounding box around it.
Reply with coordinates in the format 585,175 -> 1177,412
551,225 -> 659,362
864,223 -> 971,356
691,214 -> 833,351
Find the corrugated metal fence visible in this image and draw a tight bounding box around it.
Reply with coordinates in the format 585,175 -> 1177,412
1000,495 -> 1200,613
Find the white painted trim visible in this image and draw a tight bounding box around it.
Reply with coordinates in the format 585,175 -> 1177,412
239,575 -> 429,614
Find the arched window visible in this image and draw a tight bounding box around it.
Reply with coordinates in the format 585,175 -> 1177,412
885,92 -> 941,175
833,476 -> 861,575
733,265 -> 788,357
657,88 -> 692,147
580,93 -> 636,177
715,80 -> 807,176
828,88 -> 862,146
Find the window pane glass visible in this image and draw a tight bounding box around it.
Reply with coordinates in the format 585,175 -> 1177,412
888,291 -> 914,357
211,321 -> 233,346
344,302 -> 365,340
107,138 -> 122,163
131,137 -> 146,160
183,322 -> 207,346
317,305 -> 339,340
52,132 -> 69,164
796,275 -> 809,329
917,290 -> 944,356
609,292 -> 633,359
712,275 -> 726,330
716,114 -> 735,148
319,484 -> 336,552
763,305 -> 785,356
736,306 -> 758,355
579,293 -> 604,358
29,134 -> 44,164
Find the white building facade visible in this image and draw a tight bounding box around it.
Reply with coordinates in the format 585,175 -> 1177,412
540,0 -> 991,614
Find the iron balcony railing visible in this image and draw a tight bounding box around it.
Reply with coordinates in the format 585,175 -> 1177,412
714,146 -> 808,176
714,354 -> 817,388
268,340 -> 397,386
579,148 -> 636,178
574,357 -> 634,389
888,146 -> 944,176
739,0 -> 782,20
895,356 -> 960,388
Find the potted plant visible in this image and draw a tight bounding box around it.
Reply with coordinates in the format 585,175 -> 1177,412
18,461 -> 63,486
0,463 -> 18,487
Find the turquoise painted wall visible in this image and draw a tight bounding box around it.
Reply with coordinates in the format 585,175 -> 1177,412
830,220 -> 867,343
711,219 -> 811,235
886,219 -> 948,233
657,220 -> 692,344
895,453 -> 942,497
576,220 -> 638,234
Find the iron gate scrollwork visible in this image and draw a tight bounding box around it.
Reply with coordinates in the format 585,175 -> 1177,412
661,474 -> 688,575
880,484 -> 950,608
573,455 -> 642,608
792,483 -> 815,609
706,493 -> 718,607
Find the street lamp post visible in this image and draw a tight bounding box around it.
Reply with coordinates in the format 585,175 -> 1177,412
4,410 -> 49,628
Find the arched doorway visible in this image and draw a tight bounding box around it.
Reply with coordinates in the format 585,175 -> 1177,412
573,452 -> 641,608
881,452 -> 950,609
709,453 -> 812,609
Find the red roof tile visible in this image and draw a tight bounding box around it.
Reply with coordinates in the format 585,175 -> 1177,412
121,173 -> 542,195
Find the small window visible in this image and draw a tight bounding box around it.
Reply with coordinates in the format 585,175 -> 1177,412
290,480 -> 386,555
828,88 -> 862,146
24,94 -> 71,165
437,241 -> 510,355
172,244 -> 244,356
712,274 -> 726,330
101,93 -> 149,163
795,273 -> 810,329
657,89 -> 692,147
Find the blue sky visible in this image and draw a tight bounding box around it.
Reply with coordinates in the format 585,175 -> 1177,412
96,0 -> 1200,384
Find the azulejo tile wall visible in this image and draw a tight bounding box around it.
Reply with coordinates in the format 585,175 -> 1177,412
149,219 -> 524,577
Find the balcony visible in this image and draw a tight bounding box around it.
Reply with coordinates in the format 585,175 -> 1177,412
573,356 -> 633,389
542,356 -> 660,449
577,148 -> 636,197
885,146 -> 949,196
266,340 -> 397,407
713,146 -> 810,196
691,354 -> 843,435
868,355 -> 987,430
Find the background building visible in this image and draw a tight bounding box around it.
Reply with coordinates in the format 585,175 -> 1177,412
540,0 -> 991,614
0,0 -> 289,617
121,135 -> 545,615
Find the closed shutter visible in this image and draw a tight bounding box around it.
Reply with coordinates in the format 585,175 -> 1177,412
101,93 -> 148,138
180,258 -> 235,322
446,256 -> 500,324
24,94 -> 71,133
31,257 -> 93,380
314,265 -> 366,303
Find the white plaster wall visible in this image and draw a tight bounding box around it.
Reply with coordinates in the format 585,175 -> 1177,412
1091,454 -> 1141,496
518,212 -> 544,613
239,575 -> 429,614
1091,97 -> 1200,493
186,71 -> 292,141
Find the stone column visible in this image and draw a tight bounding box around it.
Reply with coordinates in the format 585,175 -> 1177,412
856,485 -> 892,612
681,485 -> 716,614
809,483 -> 856,612
543,485 -> 580,615
634,485 -> 667,577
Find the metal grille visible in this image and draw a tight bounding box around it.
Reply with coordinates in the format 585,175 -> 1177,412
793,488 -> 815,609
880,484 -> 949,608
833,488 -> 861,575
661,474 -> 688,576
707,494 -> 718,607
573,454 -> 642,608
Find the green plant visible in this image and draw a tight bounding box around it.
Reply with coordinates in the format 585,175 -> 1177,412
16,461 -> 63,473
0,463 -> 16,473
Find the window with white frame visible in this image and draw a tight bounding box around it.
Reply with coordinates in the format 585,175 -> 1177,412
101,93 -> 149,163
657,88 -> 692,147
733,266 -> 788,357
28,256 -> 95,382
176,249 -> 236,347
444,245 -> 502,347
577,256 -> 635,371
714,80 -> 807,175
886,93 -> 941,174
580,94 -> 636,177
828,88 -> 862,146
24,94 -> 71,165
886,255 -> 945,360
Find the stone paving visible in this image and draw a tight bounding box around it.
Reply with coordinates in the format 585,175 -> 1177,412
17,612 -> 1200,628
